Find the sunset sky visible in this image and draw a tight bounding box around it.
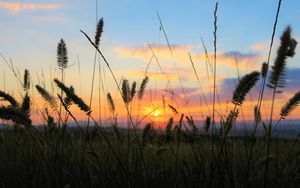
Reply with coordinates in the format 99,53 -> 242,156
0,0 -> 300,126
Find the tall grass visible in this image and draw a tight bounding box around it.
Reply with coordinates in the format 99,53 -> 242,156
0,1 -> 299,188
245,0 -> 283,183
211,3 -> 218,186
264,25 -> 297,187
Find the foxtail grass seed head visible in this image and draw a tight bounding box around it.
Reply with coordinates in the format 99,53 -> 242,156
261,62 -> 268,79
0,91 -> 18,107
107,92 -> 115,113
121,79 -> 131,104
225,109 -> 239,131
21,94 -> 31,118
54,79 -> 91,115
95,18 -> 104,48
23,69 -> 30,92
232,71 -> 260,106
268,26 -> 296,89
176,114 -> 184,137
0,106 -> 32,126
280,91 -> 300,119
131,81 -> 136,99
168,104 -> 178,114
186,116 -> 195,127
138,76 -> 149,99
287,38 -> 297,57
57,39 -> 68,70
35,85 -> 57,110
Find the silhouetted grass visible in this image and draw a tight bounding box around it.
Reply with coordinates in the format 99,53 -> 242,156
0,1 -> 299,188
0,127 -> 299,188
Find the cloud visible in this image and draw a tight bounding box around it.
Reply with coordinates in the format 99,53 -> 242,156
250,42 -> 268,52
113,42 -> 300,122
32,15 -> 60,23
120,67 -> 224,88
0,2 -> 63,13
194,51 -> 264,71
114,43 -> 192,62
282,68 -> 300,93
223,51 -> 258,58
22,2 -> 62,10
162,67 -> 300,121
115,44 -> 265,71
220,51 -> 264,70
0,2 -> 20,13
130,70 -> 178,81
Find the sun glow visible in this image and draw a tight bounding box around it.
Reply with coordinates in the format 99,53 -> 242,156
143,107 -> 162,118
153,111 -> 159,117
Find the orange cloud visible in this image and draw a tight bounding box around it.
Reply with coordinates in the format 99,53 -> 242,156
0,2 -> 63,13
114,44 -> 265,71
0,2 -> 20,13
23,2 -> 62,10
215,52 -> 264,71
114,44 -> 192,64
130,70 -> 178,81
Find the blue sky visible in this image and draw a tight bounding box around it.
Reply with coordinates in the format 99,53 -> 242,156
0,0 -> 300,123
1,0 -> 299,70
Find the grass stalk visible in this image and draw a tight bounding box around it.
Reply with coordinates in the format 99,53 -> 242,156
211,3 -> 218,186
81,30 -> 151,186
156,12 -> 191,116
245,0 -> 282,183
188,53 -> 210,116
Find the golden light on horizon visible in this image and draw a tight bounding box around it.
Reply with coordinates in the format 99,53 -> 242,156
143,106 -> 163,118
153,110 -> 159,117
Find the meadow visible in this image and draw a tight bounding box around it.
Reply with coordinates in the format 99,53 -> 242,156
0,1 -> 300,188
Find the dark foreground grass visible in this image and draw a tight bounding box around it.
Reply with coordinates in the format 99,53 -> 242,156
0,127 -> 299,188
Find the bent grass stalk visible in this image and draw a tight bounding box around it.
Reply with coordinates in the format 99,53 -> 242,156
156,12 -> 191,116
87,18 -> 104,130
80,29 -> 150,185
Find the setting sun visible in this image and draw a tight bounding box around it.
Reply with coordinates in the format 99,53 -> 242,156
153,110 -> 159,117
143,107 -> 161,117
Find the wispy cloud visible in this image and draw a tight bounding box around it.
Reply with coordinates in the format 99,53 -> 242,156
114,44 -> 265,71
0,2 -> 20,13
0,1 -> 63,13
22,2 -> 62,10
129,70 -> 178,81
114,44 -> 192,62
216,51 -> 264,71
250,42 -> 269,52
32,15 -> 61,23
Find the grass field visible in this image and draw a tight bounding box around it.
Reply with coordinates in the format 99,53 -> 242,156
0,127 -> 299,188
